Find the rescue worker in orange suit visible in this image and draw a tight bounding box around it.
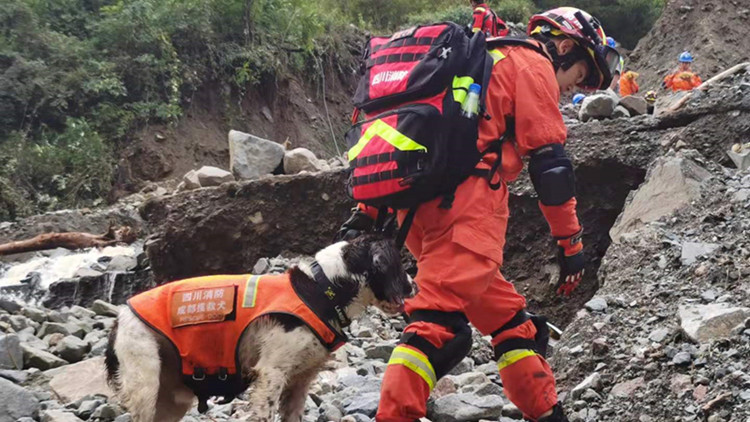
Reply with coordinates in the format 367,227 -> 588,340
470,0 -> 509,37
662,51 -> 702,91
619,70 -> 640,97
338,7 -> 621,422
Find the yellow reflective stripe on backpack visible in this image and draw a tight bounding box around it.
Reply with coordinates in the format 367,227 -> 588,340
489,49 -> 506,65
452,76 -> 475,104
347,119 -> 427,161
388,346 -> 437,389
496,349 -> 539,371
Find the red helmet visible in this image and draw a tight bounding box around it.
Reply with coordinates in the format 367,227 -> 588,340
527,7 -> 621,90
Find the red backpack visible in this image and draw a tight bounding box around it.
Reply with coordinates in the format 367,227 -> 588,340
346,23 -> 494,216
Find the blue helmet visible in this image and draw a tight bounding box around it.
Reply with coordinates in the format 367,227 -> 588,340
606,36 -> 616,48
679,51 -> 694,63
572,93 -> 586,105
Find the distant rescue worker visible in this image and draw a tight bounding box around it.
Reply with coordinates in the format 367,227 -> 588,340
470,0 -> 509,37
619,71 -> 640,97
645,90 -> 657,114
662,51 -> 702,91
340,7 -> 621,422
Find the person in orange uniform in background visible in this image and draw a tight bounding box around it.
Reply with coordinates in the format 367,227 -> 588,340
663,51 -> 702,91
619,70 -> 640,97
470,0 -> 509,37
339,7 -> 621,422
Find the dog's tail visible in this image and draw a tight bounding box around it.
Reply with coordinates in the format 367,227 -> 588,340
104,316 -> 120,390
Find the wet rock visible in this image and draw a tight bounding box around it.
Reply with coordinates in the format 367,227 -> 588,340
45,357 -> 113,402
681,242 -> 720,266
0,333 -> 23,370
619,96 -> 648,116
91,300 -> 119,317
428,392 -> 504,422
679,304 -> 750,343
22,344 -> 67,370
22,307 -> 47,323
612,105 -> 631,119
195,166 -> 234,187
284,148 -> 325,174
579,94 -> 617,122
672,351 -> 693,366
228,130 -> 285,180
53,336 -> 89,363
107,255 -> 138,272
38,322 -> 70,338
0,298 -> 22,313
610,155 -> 711,241
0,377 -> 40,422
40,410 -> 84,421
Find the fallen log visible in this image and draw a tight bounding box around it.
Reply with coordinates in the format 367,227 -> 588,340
0,226 -> 137,256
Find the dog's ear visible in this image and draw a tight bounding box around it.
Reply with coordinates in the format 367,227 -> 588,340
342,237 -> 371,275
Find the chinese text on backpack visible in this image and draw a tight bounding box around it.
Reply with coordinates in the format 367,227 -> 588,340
346,22 -> 493,211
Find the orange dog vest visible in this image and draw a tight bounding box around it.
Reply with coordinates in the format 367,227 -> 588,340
128,272 -> 346,408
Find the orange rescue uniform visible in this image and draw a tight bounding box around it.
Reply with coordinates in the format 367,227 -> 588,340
376,41 -> 581,422
619,71 -> 640,97
663,71 -> 702,91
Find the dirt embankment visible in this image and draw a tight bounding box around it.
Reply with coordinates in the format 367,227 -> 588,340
114,32 -> 363,194
627,0 -> 750,90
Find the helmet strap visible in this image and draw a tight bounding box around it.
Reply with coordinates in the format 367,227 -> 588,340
532,33 -> 587,73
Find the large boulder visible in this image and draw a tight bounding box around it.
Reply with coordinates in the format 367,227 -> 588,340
0,377 -> 39,422
619,95 -> 648,116
141,171 -> 352,282
0,333 -> 23,370
228,130 -> 285,180
579,93 -> 617,122
53,335 -> 89,363
612,105 -> 631,119
427,392 -> 504,422
195,166 -> 234,187
45,357 -> 113,402
610,155 -> 711,242
679,304 -> 750,343
284,148 -> 325,174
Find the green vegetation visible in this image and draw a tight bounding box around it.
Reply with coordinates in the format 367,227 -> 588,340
0,0 -> 664,220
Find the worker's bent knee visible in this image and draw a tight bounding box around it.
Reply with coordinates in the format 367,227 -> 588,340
400,310 -> 472,379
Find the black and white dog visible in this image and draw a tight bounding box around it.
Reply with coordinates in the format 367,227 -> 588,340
105,235 -> 411,422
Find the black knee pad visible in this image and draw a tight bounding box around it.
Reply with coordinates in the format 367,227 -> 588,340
401,310 -> 472,379
491,311 -> 551,359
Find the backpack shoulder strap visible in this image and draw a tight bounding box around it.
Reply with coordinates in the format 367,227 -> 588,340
486,37 -> 552,63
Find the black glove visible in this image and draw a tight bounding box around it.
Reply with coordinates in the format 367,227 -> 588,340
335,208 -> 375,242
555,229 -> 585,296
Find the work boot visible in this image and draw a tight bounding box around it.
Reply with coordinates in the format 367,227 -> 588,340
534,404 -> 569,422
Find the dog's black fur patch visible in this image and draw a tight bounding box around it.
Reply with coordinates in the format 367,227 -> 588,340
343,235 -> 411,304
105,318 -> 120,388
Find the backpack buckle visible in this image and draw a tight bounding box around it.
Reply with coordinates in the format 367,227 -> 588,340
192,367 -> 206,381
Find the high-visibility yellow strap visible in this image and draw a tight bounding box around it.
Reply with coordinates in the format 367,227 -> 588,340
489,49 -> 506,65
242,275 -> 261,308
472,27 -> 481,33
474,7 -> 486,12
497,349 -> 539,371
348,120 -> 427,161
388,346 -> 437,389
452,76 -> 475,104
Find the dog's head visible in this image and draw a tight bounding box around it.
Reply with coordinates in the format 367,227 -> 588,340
335,235 -> 413,314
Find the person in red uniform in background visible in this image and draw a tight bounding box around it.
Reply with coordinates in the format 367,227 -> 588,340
470,0 -> 509,37
338,7 -> 621,422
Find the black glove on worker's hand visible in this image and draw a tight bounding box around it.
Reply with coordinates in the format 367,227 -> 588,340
335,208 -> 375,242
555,229 -> 585,296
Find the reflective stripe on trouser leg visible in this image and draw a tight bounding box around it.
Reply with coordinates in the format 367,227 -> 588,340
496,347 -> 558,421
377,345 -> 437,422
387,345 -> 437,389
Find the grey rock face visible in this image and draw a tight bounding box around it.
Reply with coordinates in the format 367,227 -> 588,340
90,300 -> 119,317
284,148 -> 325,174
679,304 -> 750,343
428,392 -> 504,422
21,344 -> 68,370
680,242 -> 720,266
612,105 -> 631,119
53,336 -> 89,363
579,94 -> 617,122
0,377 -> 40,422
195,166 -> 234,187
619,95 -> 648,116
0,333 -> 23,370
228,130 -> 285,180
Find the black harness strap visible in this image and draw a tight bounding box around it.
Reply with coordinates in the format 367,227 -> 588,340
301,261 -> 354,347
